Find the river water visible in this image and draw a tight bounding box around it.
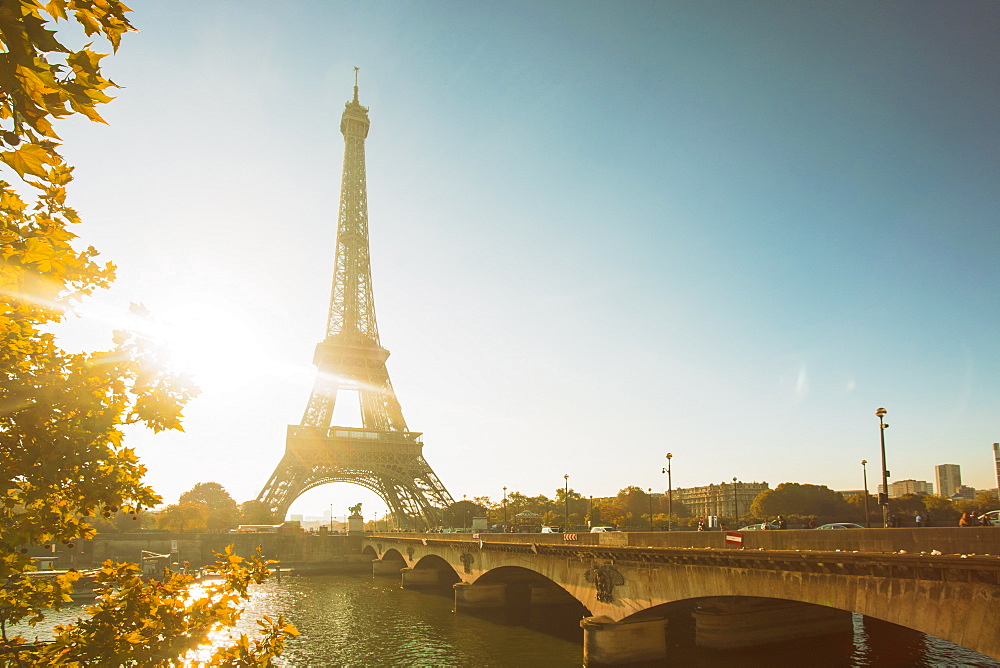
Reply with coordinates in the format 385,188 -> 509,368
16,571 -> 1000,666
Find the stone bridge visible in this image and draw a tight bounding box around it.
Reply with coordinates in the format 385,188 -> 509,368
362,528 -> 1000,665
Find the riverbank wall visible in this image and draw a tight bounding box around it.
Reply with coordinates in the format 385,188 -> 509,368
70,532 -> 373,572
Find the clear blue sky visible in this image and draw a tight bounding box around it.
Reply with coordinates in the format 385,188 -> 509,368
54,1 -> 1000,520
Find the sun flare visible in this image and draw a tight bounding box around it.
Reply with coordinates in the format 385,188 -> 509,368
59,294 -> 276,394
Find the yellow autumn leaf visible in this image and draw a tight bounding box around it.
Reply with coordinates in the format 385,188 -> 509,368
42,1 -> 69,21
21,236 -> 54,266
0,144 -> 57,179
14,65 -> 57,106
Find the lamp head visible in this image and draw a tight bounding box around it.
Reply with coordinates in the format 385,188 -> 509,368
666,453 -> 673,459
875,407 -> 887,418
861,459 -> 867,465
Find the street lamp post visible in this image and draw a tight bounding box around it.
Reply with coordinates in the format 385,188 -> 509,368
861,459 -> 871,529
662,453 -> 673,532
876,407 -> 890,528
732,477 -> 739,528
502,486 -> 508,528
648,488 -> 654,531
563,474 -> 569,532
329,503 -> 333,534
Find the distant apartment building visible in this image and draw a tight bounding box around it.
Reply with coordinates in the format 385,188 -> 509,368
673,481 -> 770,520
951,485 -> 976,501
935,464 -> 961,498
882,479 -> 933,497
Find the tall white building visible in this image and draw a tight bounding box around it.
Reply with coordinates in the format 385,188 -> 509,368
993,443 -> 1000,491
935,464 -> 961,498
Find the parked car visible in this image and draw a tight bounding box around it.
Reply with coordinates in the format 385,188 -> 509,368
816,522 -> 865,529
738,522 -> 781,531
540,526 -> 562,533
590,526 -> 620,533
977,510 -> 1000,526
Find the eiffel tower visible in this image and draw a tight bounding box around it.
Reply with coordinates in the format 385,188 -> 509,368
257,72 -> 454,529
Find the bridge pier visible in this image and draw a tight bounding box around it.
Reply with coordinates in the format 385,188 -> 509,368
454,582 -> 507,610
372,558 -> 405,576
581,616 -> 667,665
693,597 -> 852,649
401,567 -> 440,588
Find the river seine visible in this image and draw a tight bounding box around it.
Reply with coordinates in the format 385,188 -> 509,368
20,571 -> 1000,666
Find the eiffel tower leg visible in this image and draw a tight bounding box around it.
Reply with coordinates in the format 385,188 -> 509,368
380,482 -> 411,530
257,455 -> 308,521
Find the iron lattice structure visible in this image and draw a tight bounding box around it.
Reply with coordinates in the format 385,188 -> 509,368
257,77 -> 454,529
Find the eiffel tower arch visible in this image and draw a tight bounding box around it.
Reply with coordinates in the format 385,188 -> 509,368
257,72 -> 454,530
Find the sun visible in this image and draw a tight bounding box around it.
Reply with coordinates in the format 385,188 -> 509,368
56,285 -> 302,399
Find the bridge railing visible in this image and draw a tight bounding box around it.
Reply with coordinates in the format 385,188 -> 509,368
370,527 -> 1000,555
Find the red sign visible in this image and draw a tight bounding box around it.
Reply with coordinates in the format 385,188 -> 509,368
563,533 -> 578,541
725,532 -> 743,546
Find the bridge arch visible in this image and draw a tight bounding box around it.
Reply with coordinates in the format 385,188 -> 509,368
474,565 -> 591,613
412,554 -> 462,585
473,566 -> 590,617
379,547 -> 407,564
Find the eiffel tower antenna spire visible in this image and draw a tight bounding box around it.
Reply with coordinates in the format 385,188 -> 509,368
256,74 -> 454,529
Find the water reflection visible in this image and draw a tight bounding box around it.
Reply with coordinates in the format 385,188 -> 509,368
11,573 -> 999,666
227,575 -> 582,666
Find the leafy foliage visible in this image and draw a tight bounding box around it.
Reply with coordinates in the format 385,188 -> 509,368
237,500 -> 276,527
88,507 -> 153,533
749,482 -> 851,520
179,482 -> 237,532
180,483 -> 236,511
0,2 -> 295,662
0,0 -> 182,601
589,487 -> 687,530
442,500 -> 487,528
844,492 -> 878,525
156,501 -> 209,533
1,548 -> 298,665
